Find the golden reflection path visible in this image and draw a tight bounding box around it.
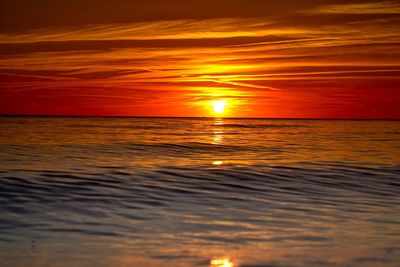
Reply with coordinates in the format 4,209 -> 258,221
212,118 -> 224,145
210,257 -> 235,267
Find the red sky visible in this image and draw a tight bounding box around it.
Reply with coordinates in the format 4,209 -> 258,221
0,0 -> 399,118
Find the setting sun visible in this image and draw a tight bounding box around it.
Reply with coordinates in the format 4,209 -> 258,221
212,100 -> 228,115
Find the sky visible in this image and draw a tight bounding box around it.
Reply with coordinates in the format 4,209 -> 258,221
0,0 -> 399,118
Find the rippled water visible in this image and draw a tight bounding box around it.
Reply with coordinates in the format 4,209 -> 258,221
0,117 -> 399,267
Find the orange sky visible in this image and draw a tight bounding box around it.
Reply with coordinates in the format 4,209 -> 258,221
0,0 -> 399,118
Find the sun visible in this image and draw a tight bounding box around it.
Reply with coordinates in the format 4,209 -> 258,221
212,100 -> 227,115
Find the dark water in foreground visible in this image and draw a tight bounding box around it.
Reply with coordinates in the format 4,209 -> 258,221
0,117 -> 399,267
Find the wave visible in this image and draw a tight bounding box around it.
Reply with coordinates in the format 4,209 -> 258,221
1,163 -> 399,233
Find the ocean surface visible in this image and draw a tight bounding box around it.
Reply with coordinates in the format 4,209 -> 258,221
0,117 -> 399,267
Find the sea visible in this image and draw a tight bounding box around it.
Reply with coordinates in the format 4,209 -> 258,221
0,117 -> 399,267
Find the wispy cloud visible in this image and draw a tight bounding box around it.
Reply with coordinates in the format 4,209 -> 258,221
312,1 -> 400,14
0,18 -> 311,44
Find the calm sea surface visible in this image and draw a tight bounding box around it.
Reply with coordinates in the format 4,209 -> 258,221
0,117 -> 399,267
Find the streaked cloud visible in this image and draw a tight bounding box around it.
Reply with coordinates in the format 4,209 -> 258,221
312,1 -> 400,14
0,18 -> 312,44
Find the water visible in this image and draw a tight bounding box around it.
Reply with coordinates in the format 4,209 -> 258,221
0,117 -> 399,267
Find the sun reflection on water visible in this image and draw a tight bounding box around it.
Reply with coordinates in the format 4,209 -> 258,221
210,257 -> 235,267
213,118 -> 224,126
212,118 -> 224,144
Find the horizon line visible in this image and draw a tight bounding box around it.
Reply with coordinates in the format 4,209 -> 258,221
0,114 -> 399,121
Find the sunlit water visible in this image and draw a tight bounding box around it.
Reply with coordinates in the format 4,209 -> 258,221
0,117 -> 399,267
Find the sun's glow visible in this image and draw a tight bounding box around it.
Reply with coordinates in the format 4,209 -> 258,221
212,100 -> 228,115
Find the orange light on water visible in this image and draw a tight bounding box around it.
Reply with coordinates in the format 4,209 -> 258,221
210,257 -> 235,267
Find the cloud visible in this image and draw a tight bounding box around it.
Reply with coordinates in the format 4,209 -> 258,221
0,0 -> 330,32
0,18 -> 311,44
312,1 -> 400,14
